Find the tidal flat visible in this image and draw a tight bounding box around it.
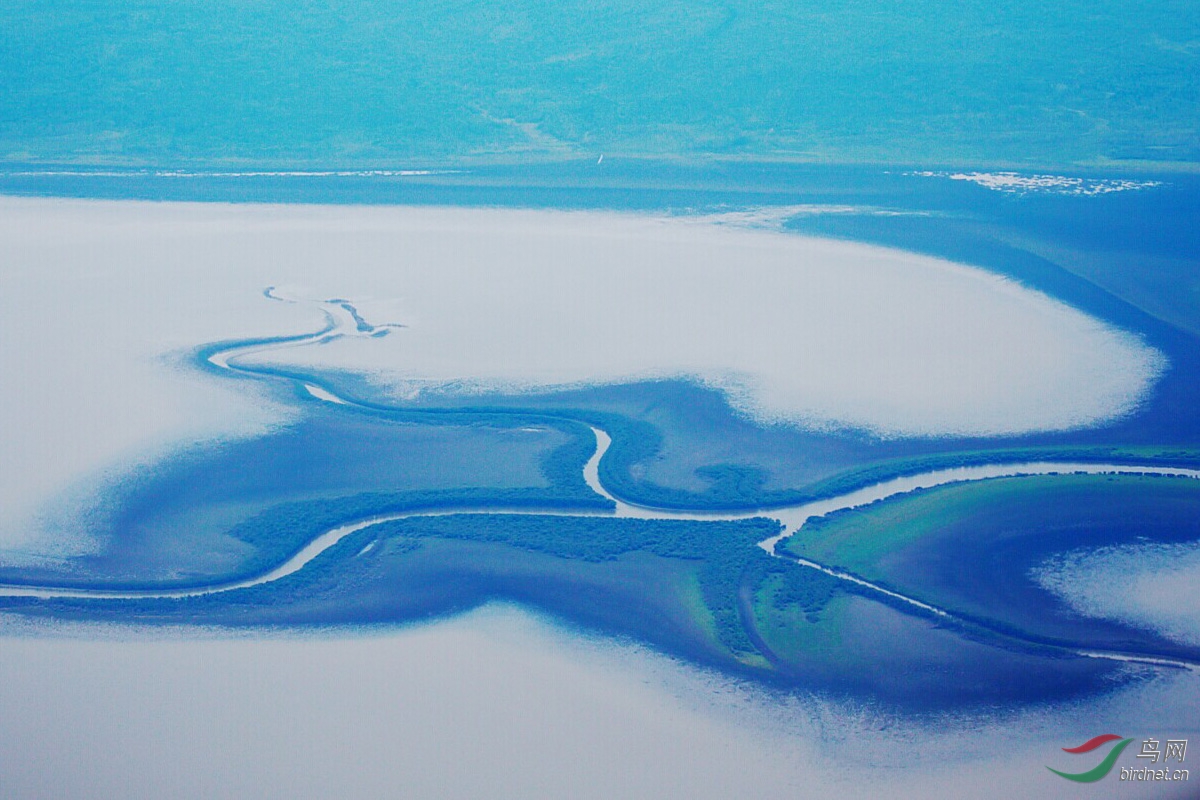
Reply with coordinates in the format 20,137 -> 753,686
0,606 -> 1196,800
1,170 -> 1198,797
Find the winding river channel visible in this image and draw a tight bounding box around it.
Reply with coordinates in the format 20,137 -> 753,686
4,295 -> 1199,672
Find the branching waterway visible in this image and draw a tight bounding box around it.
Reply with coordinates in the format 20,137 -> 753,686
5,294 -> 1199,673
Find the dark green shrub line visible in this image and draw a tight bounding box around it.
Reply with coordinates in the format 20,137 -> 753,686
0,515 -> 851,675
804,448 -> 1200,501
0,489 -> 613,592
362,514 -> 803,656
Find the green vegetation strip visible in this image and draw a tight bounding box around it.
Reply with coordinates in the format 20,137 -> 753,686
365,514 -> 843,658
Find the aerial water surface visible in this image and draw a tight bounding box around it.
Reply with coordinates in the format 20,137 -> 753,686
1,1 -> 1198,796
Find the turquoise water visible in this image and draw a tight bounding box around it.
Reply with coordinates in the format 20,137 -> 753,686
2,0 -> 1197,169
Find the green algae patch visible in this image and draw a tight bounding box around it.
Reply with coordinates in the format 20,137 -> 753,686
752,577 -> 850,666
